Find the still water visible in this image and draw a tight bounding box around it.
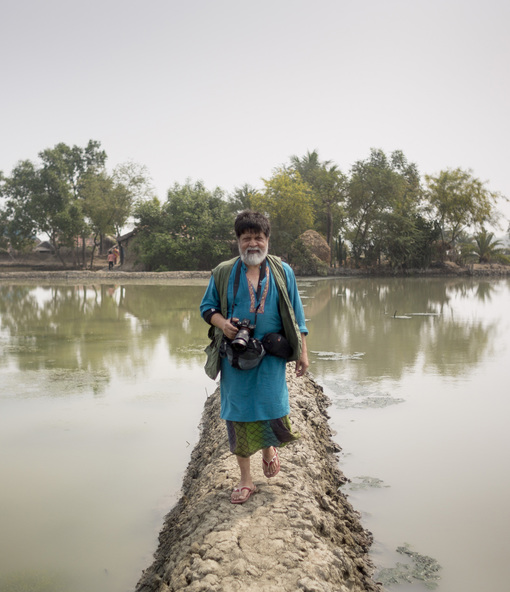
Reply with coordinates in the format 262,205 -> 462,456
0,277 -> 509,591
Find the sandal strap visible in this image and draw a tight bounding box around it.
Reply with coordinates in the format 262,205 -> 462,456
262,447 -> 278,467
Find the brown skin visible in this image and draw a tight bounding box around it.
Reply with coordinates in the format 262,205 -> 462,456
209,230 -> 309,502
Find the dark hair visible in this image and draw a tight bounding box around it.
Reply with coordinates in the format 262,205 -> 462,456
234,210 -> 271,238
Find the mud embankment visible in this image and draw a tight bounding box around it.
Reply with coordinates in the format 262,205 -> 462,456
135,371 -> 381,592
1,257 -> 509,283
0,269 -> 211,284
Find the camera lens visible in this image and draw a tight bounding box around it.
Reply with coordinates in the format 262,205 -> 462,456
231,328 -> 250,352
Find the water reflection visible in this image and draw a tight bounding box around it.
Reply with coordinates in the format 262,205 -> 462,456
0,281 -> 213,592
120,285 -> 208,358
300,277 -> 501,381
0,278 -> 502,394
0,284 -> 210,397
1,277 -> 508,592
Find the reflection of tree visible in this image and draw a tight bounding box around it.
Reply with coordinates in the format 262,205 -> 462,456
0,283 -> 210,396
303,278 -> 498,380
119,285 -> 210,359
1,278 -> 500,395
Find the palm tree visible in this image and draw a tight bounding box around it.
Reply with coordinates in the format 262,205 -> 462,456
467,228 -> 509,263
289,150 -> 346,256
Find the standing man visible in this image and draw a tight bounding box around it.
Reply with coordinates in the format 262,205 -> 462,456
200,210 -> 309,504
107,250 -> 115,270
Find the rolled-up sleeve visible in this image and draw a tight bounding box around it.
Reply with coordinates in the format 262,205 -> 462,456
200,276 -> 221,324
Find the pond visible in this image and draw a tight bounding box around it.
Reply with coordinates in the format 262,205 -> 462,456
0,276 -> 509,592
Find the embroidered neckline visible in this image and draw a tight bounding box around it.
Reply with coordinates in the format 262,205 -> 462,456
247,265 -> 269,313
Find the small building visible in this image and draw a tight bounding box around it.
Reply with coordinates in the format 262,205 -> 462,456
116,229 -> 138,267
33,240 -> 55,253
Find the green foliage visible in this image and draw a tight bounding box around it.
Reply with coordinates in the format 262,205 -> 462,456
112,161 -> 155,205
0,140 -> 153,268
38,140 -> 106,198
462,228 -> 510,264
2,142 -> 507,272
133,180 -> 234,270
333,236 -> 349,266
345,149 -> 423,267
424,168 -> 501,256
1,160 -> 41,250
228,184 -> 261,212
290,150 -> 346,253
0,141 -> 106,260
382,215 -> 441,269
80,171 -> 134,267
81,171 -> 132,236
289,237 -> 329,276
253,167 -> 314,260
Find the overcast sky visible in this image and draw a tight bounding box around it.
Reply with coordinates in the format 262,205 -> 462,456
1,0 -> 509,226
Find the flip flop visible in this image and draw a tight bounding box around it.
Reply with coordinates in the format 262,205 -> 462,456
262,447 -> 280,478
231,485 -> 257,504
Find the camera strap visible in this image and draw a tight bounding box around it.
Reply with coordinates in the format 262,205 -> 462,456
231,258 -> 267,324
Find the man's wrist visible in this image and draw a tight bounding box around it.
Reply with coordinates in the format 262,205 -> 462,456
203,308 -> 220,325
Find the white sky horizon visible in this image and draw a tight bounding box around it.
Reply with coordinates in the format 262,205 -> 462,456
1,0 -> 509,233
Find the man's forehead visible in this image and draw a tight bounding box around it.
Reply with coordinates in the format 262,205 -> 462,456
239,230 -> 266,238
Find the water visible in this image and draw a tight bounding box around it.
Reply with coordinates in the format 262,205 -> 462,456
0,282 -> 212,592
0,277 -> 509,591
299,277 -> 510,591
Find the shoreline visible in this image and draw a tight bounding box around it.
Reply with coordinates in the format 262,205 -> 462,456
135,370 -> 382,592
0,261 -> 509,283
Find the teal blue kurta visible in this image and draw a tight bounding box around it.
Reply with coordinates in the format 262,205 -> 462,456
200,260 -> 307,422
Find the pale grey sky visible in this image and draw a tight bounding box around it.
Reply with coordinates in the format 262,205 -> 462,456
1,0 -> 509,225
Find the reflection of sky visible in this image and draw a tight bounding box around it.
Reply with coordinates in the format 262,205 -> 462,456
29,284 -> 126,306
31,286 -> 55,305
0,283 -> 209,381
1,278 -> 509,592
0,282 -> 212,592
443,282 -> 509,324
298,277 -> 510,592
300,277 -> 510,383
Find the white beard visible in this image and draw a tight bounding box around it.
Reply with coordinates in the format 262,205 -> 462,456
239,245 -> 268,267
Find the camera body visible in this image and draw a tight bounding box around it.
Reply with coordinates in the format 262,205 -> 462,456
230,317 -> 255,352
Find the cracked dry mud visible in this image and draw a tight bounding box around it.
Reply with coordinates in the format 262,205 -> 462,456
135,370 -> 381,592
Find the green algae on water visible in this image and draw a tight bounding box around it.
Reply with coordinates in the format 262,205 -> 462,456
348,475 -> 390,491
376,543 -> 442,590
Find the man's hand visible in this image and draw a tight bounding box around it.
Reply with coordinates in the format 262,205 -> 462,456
221,318 -> 238,340
295,334 -> 309,377
210,312 -> 238,340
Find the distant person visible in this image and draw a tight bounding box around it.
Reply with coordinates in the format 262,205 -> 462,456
200,210 -> 309,504
107,250 -> 115,270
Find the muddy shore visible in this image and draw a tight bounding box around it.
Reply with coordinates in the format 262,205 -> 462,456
135,371 -> 382,592
0,260 -> 509,283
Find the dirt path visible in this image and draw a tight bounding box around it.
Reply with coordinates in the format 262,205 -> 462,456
135,371 -> 381,592
0,269 -> 211,283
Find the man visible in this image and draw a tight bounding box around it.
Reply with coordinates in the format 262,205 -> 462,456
200,210 -> 309,504
107,250 -> 115,270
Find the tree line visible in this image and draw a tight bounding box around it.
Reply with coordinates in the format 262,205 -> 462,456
1,140 -> 508,271
0,140 -> 152,268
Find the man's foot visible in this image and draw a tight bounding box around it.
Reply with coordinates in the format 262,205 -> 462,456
231,484 -> 257,504
262,447 -> 280,478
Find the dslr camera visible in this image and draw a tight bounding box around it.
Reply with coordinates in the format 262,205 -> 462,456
229,317 -> 255,352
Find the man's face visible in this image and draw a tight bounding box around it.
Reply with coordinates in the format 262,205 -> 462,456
238,230 -> 269,267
